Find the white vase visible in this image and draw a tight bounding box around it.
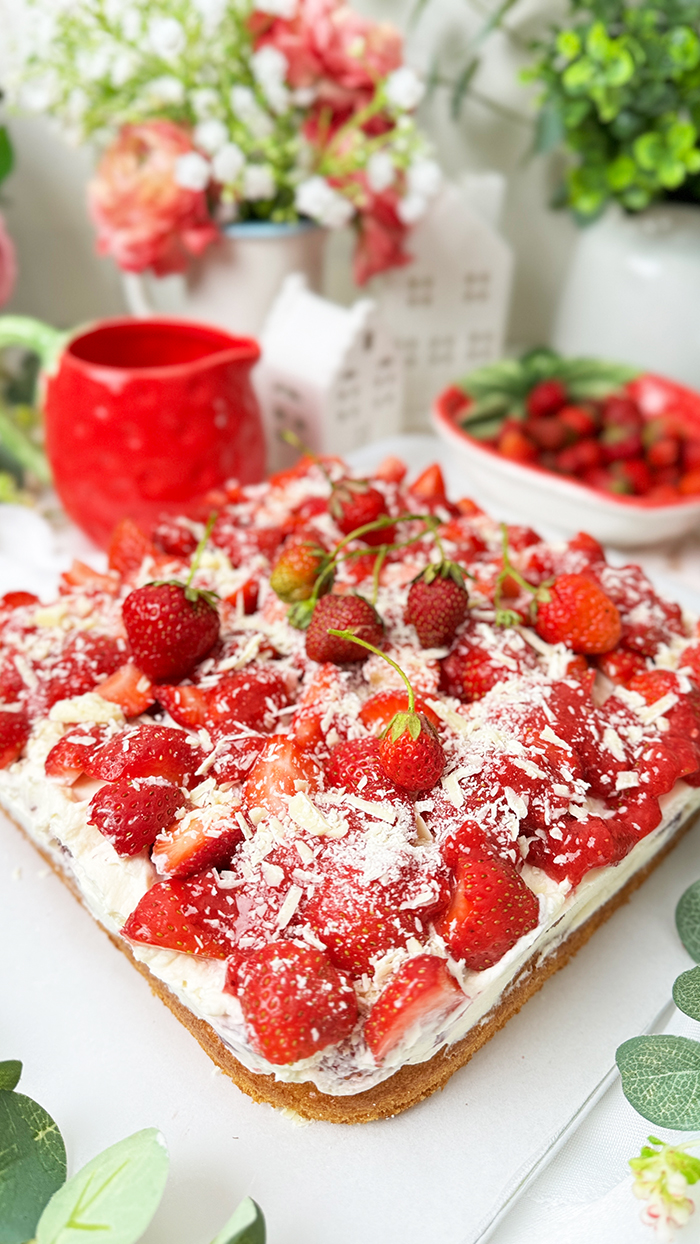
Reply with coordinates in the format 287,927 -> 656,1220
122,220 -> 326,339
552,203 -> 700,388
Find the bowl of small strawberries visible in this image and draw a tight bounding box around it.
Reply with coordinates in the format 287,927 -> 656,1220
432,348 -> 700,546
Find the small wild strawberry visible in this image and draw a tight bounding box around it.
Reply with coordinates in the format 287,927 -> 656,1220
326,627 -> 446,791
405,561 -> 469,648
330,478 -> 394,546
270,538 -> 327,603
306,594 -> 384,664
535,573 -> 622,654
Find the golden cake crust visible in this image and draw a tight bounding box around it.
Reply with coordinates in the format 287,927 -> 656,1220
8,803 -> 697,1124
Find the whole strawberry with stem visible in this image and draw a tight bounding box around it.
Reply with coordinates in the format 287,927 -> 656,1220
330,479 -> 395,546
122,518 -> 220,683
494,524 -> 621,655
405,556 -> 469,648
270,537 -> 329,604
328,629 -> 445,791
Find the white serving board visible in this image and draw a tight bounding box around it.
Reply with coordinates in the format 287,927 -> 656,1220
2,435 -> 700,1244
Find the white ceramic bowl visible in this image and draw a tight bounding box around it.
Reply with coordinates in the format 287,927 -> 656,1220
432,372 -> 700,547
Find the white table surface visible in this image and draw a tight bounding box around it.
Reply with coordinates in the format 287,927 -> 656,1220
3,435 -> 700,1244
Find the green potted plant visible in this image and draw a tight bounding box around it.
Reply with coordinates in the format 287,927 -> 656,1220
526,0 -> 700,388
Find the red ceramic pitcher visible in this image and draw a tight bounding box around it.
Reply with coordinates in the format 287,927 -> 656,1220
0,316 -> 265,547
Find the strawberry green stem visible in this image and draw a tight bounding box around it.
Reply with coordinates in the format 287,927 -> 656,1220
185,513 -> 217,591
281,428 -> 333,485
310,513 -> 438,609
327,630 -> 415,712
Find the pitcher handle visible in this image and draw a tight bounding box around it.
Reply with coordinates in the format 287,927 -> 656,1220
0,316 -> 69,373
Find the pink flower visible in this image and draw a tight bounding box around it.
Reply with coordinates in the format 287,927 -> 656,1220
0,214 -> 17,308
88,121 -> 219,276
252,0 -> 402,101
352,188 -> 412,285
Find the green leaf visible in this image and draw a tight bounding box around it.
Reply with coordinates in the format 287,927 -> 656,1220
617,1035 -> 700,1129
0,1060 -> 22,1091
451,59 -> 480,120
36,1128 -> 169,1244
0,128 -> 14,186
210,1198 -> 266,1244
534,99 -> 565,154
673,966 -> 700,1020
677,878 -> 700,962
0,1090 -> 67,1244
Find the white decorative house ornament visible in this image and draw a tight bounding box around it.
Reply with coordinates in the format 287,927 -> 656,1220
370,175 -> 513,430
254,274 -> 403,470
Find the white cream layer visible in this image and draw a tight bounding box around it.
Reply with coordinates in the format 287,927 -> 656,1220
3,719 -> 700,1098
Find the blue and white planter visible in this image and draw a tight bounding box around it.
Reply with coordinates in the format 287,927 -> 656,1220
122,218 -> 326,339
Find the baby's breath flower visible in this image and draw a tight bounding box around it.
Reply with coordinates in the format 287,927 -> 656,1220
397,192 -> 427,224
194,119 -> 229,155
243,163 -> 276,199
254,0 -> 298,17
295,176 -> 354,228
366,150 -> 395,193
146,76 -> 187,106
175,151 -> 212,191
385,67 -> 425,113
212,142 -> 246,183
148,16 -> 186,62
407,157 -> 442,198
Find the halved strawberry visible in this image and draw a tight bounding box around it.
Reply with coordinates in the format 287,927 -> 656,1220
364,956 -> 462,1061
207,733 -> 267,783
526,815 -> 623,887
30,633 -> 127,714
158,666 -> 290,733
0,655 -> 26,703
84,725 -> 204,786
435,843 -> 539,970
59,560 -> 120,596
627,669 -> 679,704
122,870 -> 237,957
97,663 -> 154,717
150,517 -> 198,559
0,707 -> 30,768
225,940 -> 358,1065
152,809 -> 244,877
409,463 -> 447,505
0,591 -> 38,610
44,722 -> 112,783
155,683 -> 208,728
291,664 -> 343,751
244,737 -> 323,818
108,518 -> 161,580
88,778 -> 188,857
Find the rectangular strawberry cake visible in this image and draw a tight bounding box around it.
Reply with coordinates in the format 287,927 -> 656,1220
2,453 -> 700,1123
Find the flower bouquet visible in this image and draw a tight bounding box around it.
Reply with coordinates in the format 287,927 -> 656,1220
14,0 -> 441,284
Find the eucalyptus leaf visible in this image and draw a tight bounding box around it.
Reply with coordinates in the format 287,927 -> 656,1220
0,1089 -> 67,1244
617,1034 -> 700,1129
210,1197 -> 266,1244
677,878 -> 700,962
0,1059 -> 22,1091
0,128 -> 13,186
36,1128 -> 169,1244
673,966 -> 700,1020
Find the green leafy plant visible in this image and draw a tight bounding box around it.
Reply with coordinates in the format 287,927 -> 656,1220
452,346 -> 638,441
526,0 -> 700,220
0,1061 -> 265,1244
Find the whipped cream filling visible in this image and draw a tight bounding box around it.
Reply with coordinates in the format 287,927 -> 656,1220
4,720 -> 700,1098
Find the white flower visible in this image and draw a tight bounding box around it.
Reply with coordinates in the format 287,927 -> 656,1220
242,163 -> 277,200
191,0 -> 228,34
385,67 -> 425,112
397,192 -> 428,224
230,86 -> 274,139
191,88 -> 219,119
174,152 -> 212,191
212,142 -> 245,183
254,0 -> 298,17
194,119 -> 229,154
366,151 -> 395,193
251,46 -> 290,114
77,46 -> 113,82
407,158 -> 442,198
295,176 -> 354,228
111,52 -> 138,89
291,86 -> 317,106
148,16 -> 186,62
121,8 -> 142,42
146,76 -> 186,106
20,76 -> 58,113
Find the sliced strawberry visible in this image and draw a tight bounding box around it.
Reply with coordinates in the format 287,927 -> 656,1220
0,655 -> 26,703
291,663 -> 343,751
409,463 -> 447,505
627,669 -> 679,704
97,663 -> 154,717
304,858 -> 449,977
108,518 -> 160,580
526,815 -> 623,887
44,722 -> 112,783
225,940 -> 358,1065
122,870 -> 237,957
364,955 -> 462,1061
325,737 -> 411,806
152,809 -> 243,877
88,778 -> 188,857
207,732 -> 267,783
156,683 -> 208,727
84,724 -> 204,786
435,845 -> 539,970
359,690 -> 440,733
596,647 -> 647,685
0,707 -> 30,768
30,633 -> 127,714
636,735 -> 700,797
59,560 -> 120,596
374,455 -> 407,484
150,517 -> 198,559
0,591 -> 38,610
243,737 -> 323,818
158,666 -> 290,733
